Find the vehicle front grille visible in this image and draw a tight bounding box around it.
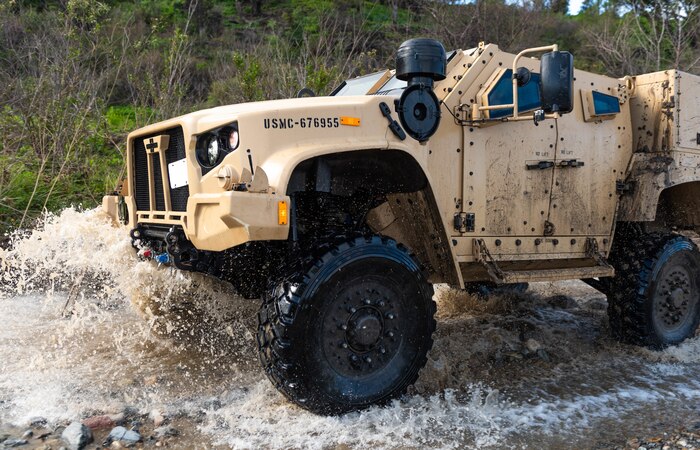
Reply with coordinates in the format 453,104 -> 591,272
132,126 -> 189,212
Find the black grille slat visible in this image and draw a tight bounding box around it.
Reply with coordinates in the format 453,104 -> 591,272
132,126 -> 189,213
152,153 -> 166,211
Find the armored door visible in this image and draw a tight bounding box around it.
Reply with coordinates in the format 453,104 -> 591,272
463,69 -> 557,240
547,74 -> 632,239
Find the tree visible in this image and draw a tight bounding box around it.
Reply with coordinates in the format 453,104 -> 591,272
584,0 -> 700,74
551,0 -> 569,14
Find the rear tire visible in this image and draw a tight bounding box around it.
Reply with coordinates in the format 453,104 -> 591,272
256,235 -> 436,414
607,231 -> 700,348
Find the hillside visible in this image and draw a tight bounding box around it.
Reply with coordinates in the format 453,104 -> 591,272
0,0 -> 698,231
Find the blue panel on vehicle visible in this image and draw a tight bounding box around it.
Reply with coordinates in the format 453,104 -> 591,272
487,69 -> 542,119
592,91 -> 621,115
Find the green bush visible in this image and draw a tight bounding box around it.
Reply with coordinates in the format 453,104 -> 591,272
0,0 -> 699,232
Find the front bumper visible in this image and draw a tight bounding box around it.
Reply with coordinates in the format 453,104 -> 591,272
102,191 -> 290,251
102,195 -> 121,226
186,191 -> 290,251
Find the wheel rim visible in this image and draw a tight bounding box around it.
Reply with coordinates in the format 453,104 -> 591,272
321,277 -> 405,378
653,262 -> 699,334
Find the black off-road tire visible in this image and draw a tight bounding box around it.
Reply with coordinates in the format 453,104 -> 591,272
256,235 -> 436,415
607,230 -> 700,348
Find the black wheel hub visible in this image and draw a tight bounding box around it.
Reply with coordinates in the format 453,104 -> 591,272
347,307 -> 383,351
655,267 -> 696,332
322,283 -> 402,377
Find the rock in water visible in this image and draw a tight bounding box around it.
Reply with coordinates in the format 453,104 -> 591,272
153,425 -> 179,438
108,412 -> 126,425
525,338 -> 543,353
28,417 -> 47,427
82,414 -> 116,430
61,422 -> 93,450
108,426 -> 141,444
148,409 -> 165,427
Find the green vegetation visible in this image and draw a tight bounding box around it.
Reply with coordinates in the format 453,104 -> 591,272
1,0 -> 698,231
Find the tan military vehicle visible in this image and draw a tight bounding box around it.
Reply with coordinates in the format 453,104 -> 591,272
103,38 -> 700,414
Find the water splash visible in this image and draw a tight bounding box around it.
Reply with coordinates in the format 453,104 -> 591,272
2,208 -> 700,449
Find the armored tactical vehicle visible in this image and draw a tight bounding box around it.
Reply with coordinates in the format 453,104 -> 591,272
103,38 -> 700,414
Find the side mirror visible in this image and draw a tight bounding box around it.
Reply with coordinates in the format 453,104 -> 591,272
539,51 -> 574,114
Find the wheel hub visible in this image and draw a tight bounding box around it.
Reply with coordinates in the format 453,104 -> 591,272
669,288 -> 687,309
347,308 -> 383,350
322,285 -> 402,377
656,268 -> 695,330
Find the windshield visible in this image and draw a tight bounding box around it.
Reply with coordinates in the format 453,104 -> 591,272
331,71 -> 407,97
331,50 -> 459,96
330,71 -> 388,96
375,76 -> 406,94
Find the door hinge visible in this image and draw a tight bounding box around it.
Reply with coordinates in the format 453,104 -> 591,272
616,180 -> 632,195
454,212 -> 475,233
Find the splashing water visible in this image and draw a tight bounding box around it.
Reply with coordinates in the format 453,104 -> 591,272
1,208 -> 700,449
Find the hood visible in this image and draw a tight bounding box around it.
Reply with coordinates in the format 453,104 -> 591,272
127,95 -> 387,139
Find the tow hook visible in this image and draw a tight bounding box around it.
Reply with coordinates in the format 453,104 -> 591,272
154,253 -> 170,264
137,246 -> 171,265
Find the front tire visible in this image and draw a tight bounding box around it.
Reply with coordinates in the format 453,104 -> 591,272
607,231 -> 700,348
256,235 -> 436,414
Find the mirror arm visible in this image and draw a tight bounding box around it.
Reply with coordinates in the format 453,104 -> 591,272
506,112 -> 560,123
468,102 -> 559,125
511,44 -> 558,119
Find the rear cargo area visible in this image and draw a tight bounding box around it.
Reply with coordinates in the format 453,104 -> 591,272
630,70 -> 700,153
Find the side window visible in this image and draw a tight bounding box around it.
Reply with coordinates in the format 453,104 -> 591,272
486,69 -> 542,119
581,90 -> 620,122
591,91 -> 621,115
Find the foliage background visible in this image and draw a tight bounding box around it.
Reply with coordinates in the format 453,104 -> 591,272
0,0 -> 698,231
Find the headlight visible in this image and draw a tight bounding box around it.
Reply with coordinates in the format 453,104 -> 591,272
196,122 -> 239,170
227,128 -> 239,151
207,135 -> 220,166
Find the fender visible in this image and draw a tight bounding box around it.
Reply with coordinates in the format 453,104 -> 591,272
265,143 -> 462,287
618,151 -> 700,222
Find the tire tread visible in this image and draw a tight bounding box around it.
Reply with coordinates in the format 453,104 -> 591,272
607,227 -> 700,348
256,234 -> 436,414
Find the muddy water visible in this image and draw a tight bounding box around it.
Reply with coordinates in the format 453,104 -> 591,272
1,208 -> 700,449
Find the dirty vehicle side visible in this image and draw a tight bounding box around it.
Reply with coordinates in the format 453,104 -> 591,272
103,39 -> 700,414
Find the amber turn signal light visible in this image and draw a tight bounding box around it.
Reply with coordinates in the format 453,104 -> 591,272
278,201 -> 288,225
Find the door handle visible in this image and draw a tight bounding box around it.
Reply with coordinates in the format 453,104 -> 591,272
526,161 -> 555,170
558,159 -> 584,168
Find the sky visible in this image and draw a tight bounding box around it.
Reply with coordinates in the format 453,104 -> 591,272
569,0 -> 585,14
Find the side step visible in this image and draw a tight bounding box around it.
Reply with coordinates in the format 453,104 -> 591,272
473,238 -> 614,284
496,265 -> 614,283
